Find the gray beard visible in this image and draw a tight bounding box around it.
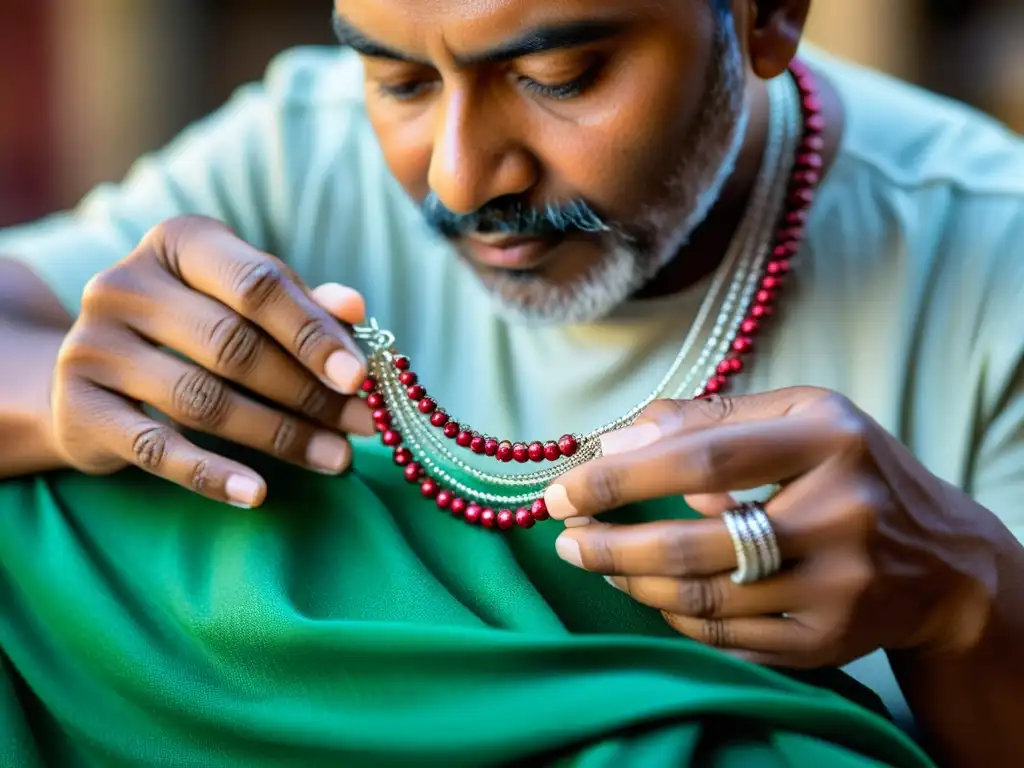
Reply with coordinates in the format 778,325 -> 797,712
465,13 -> 749,326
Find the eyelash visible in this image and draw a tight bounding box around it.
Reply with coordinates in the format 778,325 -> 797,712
377,64 -> 600,103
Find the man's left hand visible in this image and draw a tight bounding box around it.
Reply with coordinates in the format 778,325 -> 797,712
545,387 -> 1003,668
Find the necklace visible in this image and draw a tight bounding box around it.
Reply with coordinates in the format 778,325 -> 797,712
353,61 -> 824,531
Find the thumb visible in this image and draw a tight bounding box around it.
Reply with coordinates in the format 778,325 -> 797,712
311,282 -> 367,325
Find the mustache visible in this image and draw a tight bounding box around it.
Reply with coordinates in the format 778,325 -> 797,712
421,192 -> 613,239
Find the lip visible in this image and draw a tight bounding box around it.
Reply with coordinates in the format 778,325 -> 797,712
463,234 -> 564,270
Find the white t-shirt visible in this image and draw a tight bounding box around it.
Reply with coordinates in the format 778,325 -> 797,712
2,45 -> 1022,726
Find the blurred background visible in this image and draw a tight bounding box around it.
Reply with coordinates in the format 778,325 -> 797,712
1,0 -> 1021,228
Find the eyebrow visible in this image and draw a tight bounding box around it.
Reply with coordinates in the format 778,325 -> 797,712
331,11 -> 624,67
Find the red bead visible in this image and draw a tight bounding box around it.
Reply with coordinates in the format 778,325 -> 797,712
750,304 -> 773,319
777,226 -> 803,242
543,442 -> 561,461
420,479 -> 439,499
443,422 -> 460,439
716,360 -> 732,376
531,498 -> 550,522
497,509 -> 515,530
470,435 -> 486,454
528,442 -> 545,462
398,371 -> 418,387
464,503 -> 482,524
456,430 -> 473,448
417,397 -> 437,414
393,356 -> 410,370
785,210 -> 807,226
375,421 -> 389,433
430,411 -> 449,427
435,489 -> 453,509
497,441 -> 514,462
515,508 -> 535,529
404,463 -> 423,482
766,259 -> 791,275
773,241 -> 799,258
558,434 -> 578,457
480,508 -> 496,529
450,497 -> 467,517
761,276 -> 781,291
484,438 -> 499,457
382,429 -> 403,447
793,170 -> 819,188
790,188 -> 815,208
366,392 -> 384,409
393,447 -> 412,466
704,375 -> 728,394
372,408 -> 391,425
805,114 -> 825,133
796,153 -> 822,171
755,289 -> 774,304
728,357 -> 744,374
360,377 -> 376,393
802,95 -> 821,114
732,337 -> 753,353
740,319 -> 759,335
407,384 -> 426,401
801,135 -> 825,153
512,443 -> 529,463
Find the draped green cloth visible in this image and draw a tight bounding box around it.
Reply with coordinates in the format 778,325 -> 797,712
0,439 -> 934,767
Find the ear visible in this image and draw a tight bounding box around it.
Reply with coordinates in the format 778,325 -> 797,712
744,0 -> 812,79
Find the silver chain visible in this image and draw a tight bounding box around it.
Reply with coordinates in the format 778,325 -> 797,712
355,73 -> 802,505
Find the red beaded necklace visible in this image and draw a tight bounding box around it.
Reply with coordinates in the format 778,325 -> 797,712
358,61 -> 823,531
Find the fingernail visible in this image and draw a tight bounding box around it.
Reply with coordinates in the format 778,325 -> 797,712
564,517 -> 592,528
340,397 -> 376,436
225,474 -> 261,508
306,432 -> 351,474
555,536 -> 583,568
604,575 -> 625,591
311,283 -> 366,323
324,351 -> 365,395
544,484 -> 578,521
599,421 -> 662,456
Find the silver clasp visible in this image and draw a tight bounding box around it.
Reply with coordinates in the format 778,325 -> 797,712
353,317 -> 396,352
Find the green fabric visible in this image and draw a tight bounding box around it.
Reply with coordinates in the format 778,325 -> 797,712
0,439 -> 933,768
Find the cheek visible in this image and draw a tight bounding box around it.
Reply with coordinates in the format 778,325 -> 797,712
367,99 -> 435,203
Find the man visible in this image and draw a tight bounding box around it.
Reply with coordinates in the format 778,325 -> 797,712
0,0 -> 1021,765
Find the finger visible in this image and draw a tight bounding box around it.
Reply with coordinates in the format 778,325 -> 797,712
146,219 -> 368,394
627,388 -> 833,440
121,273 -> 374,437
554,519 -> 739,577
606,571 -> 801,619
311,283 -> 367,325
662,613 -> 816,654
84,337 -> 353,475
683,493 -> 737,516
84,386 -> 267,507
546,415 -> 838,520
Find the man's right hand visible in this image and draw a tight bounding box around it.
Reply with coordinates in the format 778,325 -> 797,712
49,215 -> 375,508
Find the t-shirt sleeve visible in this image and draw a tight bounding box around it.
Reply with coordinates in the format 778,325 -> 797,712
0,82 -> 281,317
969,198 -> 1024,542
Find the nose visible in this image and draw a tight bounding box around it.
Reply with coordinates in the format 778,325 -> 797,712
427,88 -> 537,215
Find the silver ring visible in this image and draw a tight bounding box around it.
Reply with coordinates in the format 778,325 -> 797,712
723,503 -> 782,585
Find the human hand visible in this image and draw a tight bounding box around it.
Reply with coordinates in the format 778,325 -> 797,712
50,215 -> 374,508
544,388 -> 1002,668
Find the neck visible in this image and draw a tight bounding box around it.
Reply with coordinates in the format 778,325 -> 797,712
633,65 -> 842,301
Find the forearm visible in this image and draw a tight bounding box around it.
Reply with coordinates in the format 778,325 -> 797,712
0,258 -> 72,478
889,534 -> 1024,767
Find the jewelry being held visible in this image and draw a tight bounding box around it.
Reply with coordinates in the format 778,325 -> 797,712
722,503 -> 783,584
353,61 -> 825,532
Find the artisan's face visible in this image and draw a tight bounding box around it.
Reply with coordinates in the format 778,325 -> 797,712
334,0 -> 749,323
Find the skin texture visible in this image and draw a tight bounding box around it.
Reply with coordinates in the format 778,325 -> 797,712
336,0 -> 815,323
538,393 -> 1024,765
0,0 -> 1021,763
